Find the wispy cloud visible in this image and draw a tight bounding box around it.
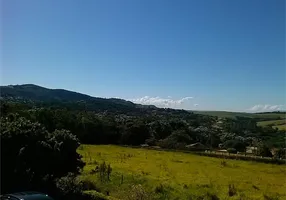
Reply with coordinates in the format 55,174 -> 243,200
129,96 -> 195,109
248,104 -> 285,112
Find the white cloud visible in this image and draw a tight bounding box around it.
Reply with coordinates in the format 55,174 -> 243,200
248,104 -> 285,112
129,96 -> 194,109
194,104 -> 199,107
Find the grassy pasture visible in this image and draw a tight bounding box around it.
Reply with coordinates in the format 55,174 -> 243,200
193,111 -> 285,120
78,145 -> 286,200
257,119 -> 286,126
257,119 -> 286,131
273,124 -> 286,131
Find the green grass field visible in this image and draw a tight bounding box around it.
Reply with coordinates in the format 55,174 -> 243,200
273,124 -> 286,131
193,111 -> 285,120
257,119 -> 286,126
78,145 -> 286,200
257,119 -> 286,131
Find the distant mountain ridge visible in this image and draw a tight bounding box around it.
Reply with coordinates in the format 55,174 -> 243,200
1,84 -> 284,120
0,84 -> 157,112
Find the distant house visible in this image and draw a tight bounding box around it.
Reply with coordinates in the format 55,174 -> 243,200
246,146 -> 258,154
140,144 -> 149,148
217,149 -> 228,153
185,142 -> 206,150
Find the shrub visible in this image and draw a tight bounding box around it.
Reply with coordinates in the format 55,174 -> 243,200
189,192 -> 219,200
205,192 -> 220,200
145,137 -> 157,146
0,117 -> 85,194
81,179 -> 99,191
127,184 -> 150,200
258,145 -> 273,157
220,160 -> 227,167
273,148 -> 286,159
154,184 -> 165,194
55,173 -> 84,198
223,140 -> 246,152
263,194 -> 280,200
228,184 -> 237,197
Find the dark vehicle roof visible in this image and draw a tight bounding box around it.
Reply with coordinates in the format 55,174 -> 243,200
1,191 -> 54,200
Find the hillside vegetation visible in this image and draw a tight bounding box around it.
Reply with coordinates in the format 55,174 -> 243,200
1,84 -> 285,199
78,145 -> 286,200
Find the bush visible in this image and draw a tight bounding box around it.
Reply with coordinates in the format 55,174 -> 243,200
145,137 -> 157,146
273,148 -> 286,159
258,145 -> 273,157
127,184 -> 150,200
228,184 -> 237,197
81,179 -> 99,191
55,173 -> 83,196
220,160 -> 227,167
0,116 -> 85,194
223,140 -> 246,152
55,174 -> 101,200
154,184 -> 165,194
188,192 -> 220,200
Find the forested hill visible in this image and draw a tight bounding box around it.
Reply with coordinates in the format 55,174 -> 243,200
1,84 -> 285,149
0,84 -> 156,113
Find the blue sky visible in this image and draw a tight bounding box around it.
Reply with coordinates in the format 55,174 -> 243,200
2,0 -> 285,112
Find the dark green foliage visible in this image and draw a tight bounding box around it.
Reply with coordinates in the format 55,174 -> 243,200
157,130 -> 192,149
273,148 -> 286,159
81,180 -> 99,191
55,174 -> 102,200
228,184 -> 237,197
0,84 -> 139,113
1,85 -> 285,167
188,192 -> 220,200
169,130 -> 192,143
55,173 -> 84,197
2,96 -> 284,150
220,160 -> 227,167
258,145 -> 273,157
227,148 -> 237,154
154,184 -> 165,194
223,140 -> 246,152
0,116 -> 85,195
263,194 -> 280,200
145,137 -> 157,146
121,122 -> 151,145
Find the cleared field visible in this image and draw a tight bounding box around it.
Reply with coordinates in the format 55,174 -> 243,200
193,111 -> 285,120
257,119 -> 286,126
257,119 -> 286,131
273,124 -> 286,131
78,145 -> 286,200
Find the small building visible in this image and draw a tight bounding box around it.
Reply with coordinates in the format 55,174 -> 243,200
140,144 -> 149,148
185,142 -> 206,150
246,146 -> 258,154
217,149 -> 228,153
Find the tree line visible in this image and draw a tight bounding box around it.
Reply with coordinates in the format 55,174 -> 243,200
1,100 -> 285,150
